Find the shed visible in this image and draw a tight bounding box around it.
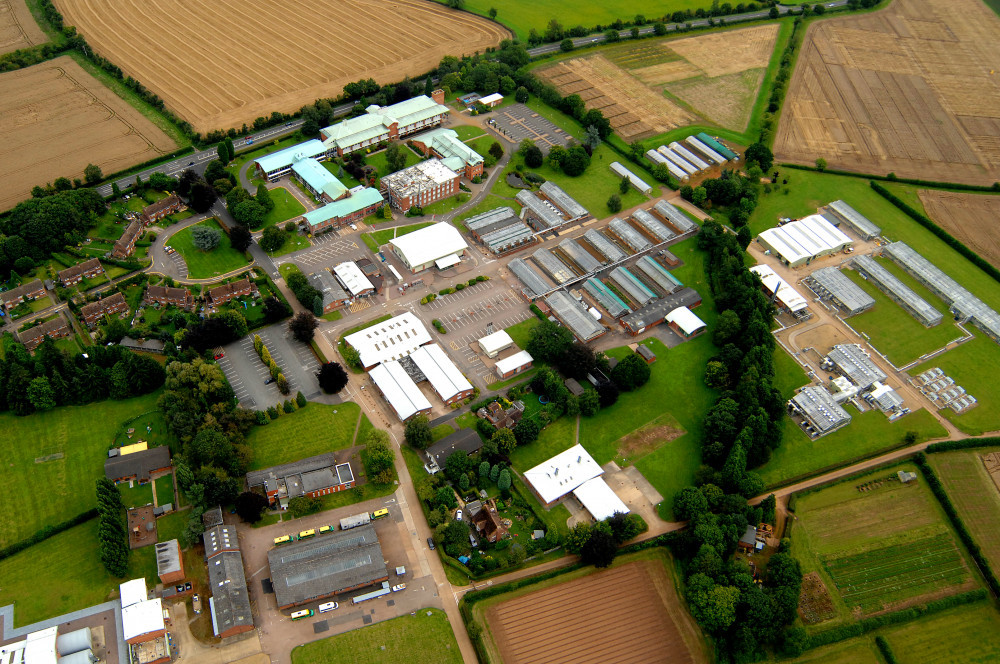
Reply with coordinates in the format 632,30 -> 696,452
478,329 -> 515,358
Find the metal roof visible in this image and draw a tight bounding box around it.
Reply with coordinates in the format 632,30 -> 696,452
657,146 -> 698,175
466,206 -> 519,234
478,329 -> 514,355
583,278 -> 630,318
748,264 -> 809,313
532,247 -> 575,283
583,229 -> 627,263
558,238 -> 603,273
412,127 -> 483,167
343,312 -> 431,367
292,158 -> 347,199
509,258 -> 553,298
409,343 -> 473,402
155,540 -> 182,577
609,218 -> 652,253
826,200 -> 880,239
254,139 -> 327,174
851,255 -> 943,327
620,287 -> 702,332
610,267 -> 657,306
322,95 -> 447,150
609,162 -> 652,193
668,142 -> 709,170
805,266 -> 875,315
370,361 -> 432,421
334,261 -> 375,296
495,350 -> 534,375
205,548 -> 253,635
631,209 -> 675,242
516,190 -> 566,229
790,386 -> 851,433
653,200 -> 698,234
540,181 -> 588,220
301,189 -> 384,226
695,132 -> 738,161
467,208 -> 534,254
684,136 -> 726,165
524,444 -> 603,504
665,306 -> 706,335
636,255 -> 683,294
572,477 -> 629,521
545,290 -> 605,342
827,343 -> 887,390
389,222 -> 468,270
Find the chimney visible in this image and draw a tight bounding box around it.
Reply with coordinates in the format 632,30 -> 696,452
432,89 -> 445,106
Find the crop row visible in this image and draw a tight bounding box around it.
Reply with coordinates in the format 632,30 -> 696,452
825,537 -> 954,570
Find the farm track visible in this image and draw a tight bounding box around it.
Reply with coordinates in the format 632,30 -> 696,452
0,0 -> 46,55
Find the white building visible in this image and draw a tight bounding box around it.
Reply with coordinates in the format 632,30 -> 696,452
409,343 -> 474,404
572,477 -> 630,521
495,350 -> 533,379
320,93 -> 449,156
749,264 -> 809,314
389,222 -> 469,273
478,329 -> 515,358
369,361 -> 432,421
333,261 -> 375,297
343,312 -> 431,370
665,306 -> 707,339
758,215 -> 852,268
524,444 -> 604,506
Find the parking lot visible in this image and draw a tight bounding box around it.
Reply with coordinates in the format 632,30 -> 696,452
422,282 -> 531,333
217,324 -> 322,409
489,103 -> 572,152
278,232 -> 363,270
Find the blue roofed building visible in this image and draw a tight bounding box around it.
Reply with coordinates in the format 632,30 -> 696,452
299,188 -> 384,233
291,158 -> 348,203
254,140 -> 328,180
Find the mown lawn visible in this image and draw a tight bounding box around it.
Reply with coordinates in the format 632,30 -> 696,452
362,222 -> 433,252
268,231 -> 311,258
154,474 -> 175,506
0,393 -> 162,547
454,125 -> 486,141
119,482 -> 154,508
261,187 -> 306,228
169,218 -> 249,278
365,145 -> 422,178
291,608 -> 462,664
155,509 -> 188,544
918,328 -> 1000,435
248,402 -> 363,469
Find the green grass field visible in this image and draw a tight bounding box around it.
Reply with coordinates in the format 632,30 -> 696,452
168,219 -> 250,278
119,482 -> 154,508
0,393 -> 162,547
454,125 -> 486,141
928,450 -> 1000,572
261,187 -> 306,228
291,608 -> 462,664
365,146 -> 422,178
0,518 -> 158,627
155,509 -> 188,544
154,474 -> 175,506
248,402 -> 364,469
268,231 -> 311,258
362,222 -> 433,252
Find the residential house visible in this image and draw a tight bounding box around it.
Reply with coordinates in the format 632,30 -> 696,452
141,194 -> 183,224
57,258 -> 104,286
470,502 -> 507,543
206,278 -> 257,307
18,315 -> 71,352
478,399 -> 525,429
80,292 -> 128,327
143,285 -> 194,311
0,279 -> 46,311
113,220 -> 143,258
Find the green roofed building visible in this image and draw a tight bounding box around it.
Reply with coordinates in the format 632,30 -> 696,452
292,158 -> 348,203
300,188 -> 384,233
410,128 -> 484,179
321,92 -> 449,157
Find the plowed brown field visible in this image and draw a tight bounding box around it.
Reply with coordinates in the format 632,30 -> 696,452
53,0 -> 509,134
774,0 -> 1000,186
0,0 -> 46,54
0,56 -> 177,210
918,190 -> 1000,269
485,561 -> 706,664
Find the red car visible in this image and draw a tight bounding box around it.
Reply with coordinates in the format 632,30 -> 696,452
214,351 -> 224,360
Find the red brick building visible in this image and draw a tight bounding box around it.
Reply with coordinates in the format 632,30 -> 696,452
144,285 -> 194,310
113,221 -> 143,258
380,159 -> 460,212
245,453 -> 355,509
58,258 -> 105,286
409,128 -> 484,180
205,278 -> 257,307
80,292 -> 128,327
321,91 -> 448,157
155,540 -> 185,585
0,279 -> 46,311
141,194 -> 183,224
18,315 -> 71,352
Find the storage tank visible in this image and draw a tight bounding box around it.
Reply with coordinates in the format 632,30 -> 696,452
59,649 -> 98,664
56,627 -> 93,656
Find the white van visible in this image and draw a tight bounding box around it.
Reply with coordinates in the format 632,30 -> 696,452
318,602 -> 339,613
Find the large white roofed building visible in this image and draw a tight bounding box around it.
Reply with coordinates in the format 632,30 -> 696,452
524,444 -> 604,506
409,343 -> 474,404
254,139 -> 328,179
390,222 -> 469,272
478,329 -> 514,358
333,261 -> 375,297
573,477 -> 630,521
758,215 -> 852,267
369,361 -> 432,421
749,264 -> 809,314
343,312 -> 431,370
665,306 -> 707,338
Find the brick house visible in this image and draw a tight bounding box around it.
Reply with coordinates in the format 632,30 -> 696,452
469,501 -> 507,543
245,454 -> 355,509
144,285 -> 194,311
140,194 -> 183,224
409,127 -> 484,180
80,292 -> 128,327
0,279 -> 46,311
113,221 -> 143,259
18,315 -> 71,352
478,399 -> 525,429
58,258 -> 104,286
205,278 -> 257,307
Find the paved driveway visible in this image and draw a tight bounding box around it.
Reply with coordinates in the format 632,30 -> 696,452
218,324 -> 322,409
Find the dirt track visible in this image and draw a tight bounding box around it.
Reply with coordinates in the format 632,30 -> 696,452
53,0 -> 510,134
0,56 -> 178,210
919,190 -> 1000,269
0,0 -> 46,55
774,0 -> 1000,186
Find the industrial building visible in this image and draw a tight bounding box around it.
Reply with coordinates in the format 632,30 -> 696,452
653,200 -> 698,235
852,255 -> 943,327
757,215 -> 853,267
608,217 -> 652,253
369,361 -> 432,421
545,291 -> 606,342
665,306 -> 706,339
636,255 -> 683,294
408,343 -> 474,404
119,578 -> 169,662
610,267 -> 657,307
299,188 -> 384,232
246,454 -> 355,507
609,162 -> 653,194
583,229 -> 627,263
309,270 -> 351,313
539,181 -> 589,223
866,382 -> 905,413
824,200 -> 881,240
389,222 -> 468,272
465,206 -> 535,255
788,385 -> 852,437
523,444 -> 629,521
155,539 -> 184,585
321,92 -> 449,156
532,247 -> 575,284
254,139 -> 329,180
267,524 -> 389,609
558,238 -> 603,273
1,626 -> 101,664
695,133 -> 738,161
380,158 -> 460,212
684,135 -> 726,165
657,146 -> 698,176
619,287 -> 702,335
478,329 -> 515,358
203,525 -> 254,639
343,312 -> 431,369
668,142 -> 710,170
516,190 -> 566,231
409,127 -> 484,179
333,261 -> 376,298
804,266 -> 875,316
495,350 -> 534,379
826,344 -> 887,390
749,264 -> 809,315
584,278 -> 630,318
509,257 -> 554,299
631,209 -> 676,242
646,149 -> 685,182
883,242 -> 1000,342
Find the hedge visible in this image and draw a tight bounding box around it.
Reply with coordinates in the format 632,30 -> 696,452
925,437 -> 1000,454
0,508 -> 99,562
875,636 -> 899,664
529,303 -> 546,320
781,163 -> 1000,192
915,454 -> 1000,597
869,181 -> 1000,288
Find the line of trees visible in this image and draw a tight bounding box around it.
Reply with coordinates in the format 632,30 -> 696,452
565,512 -> 649,567
253,334 -> 290,395
96,478 -> 129,577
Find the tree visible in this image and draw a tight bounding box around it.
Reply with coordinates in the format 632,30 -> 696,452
584,125 -> 602,150
526,319 -> 574,362
653,21 -> 667,35
489,464 -> 501,483
815,157 -> 827,171
744,142 -> 774,172
27,376 -> 56,411
189,181 -> 217,212
405,415 -> 433,449
581,524 -> 617,568
565,522 -> 592,554
491,428 -> 517,455
191,225 -> 221,251
479,461 -> 490,478
235,491 -> 269,523
488,6 -> 497,18
112,181 -> 121,198
691,186 -> 708,207
259,298 -> 288,325
84,163 -> 102,184
560,146 -> 591,176
365,429 -> 395,483
607,512 -> 646,543
217,142 -> 230,163
435,487 -> 458,510
596,380 -> 619,407
559,38 -> 574,52
229,225 -> 252,252
704,361 -> 730,389
673,486 -> 710,520
611,353 -> 651,391
459,473 -> 470,491
256,183 -> 274,212
225,137 -> 235,162
96,479 -> 129,577
515,86 -> 529,103
497,468 -> 511,491
232,199 -> 265,229
523,144 -> 543,168
259,225 -> 287,252
288,311 -> 318,342
619,174 -> 630,195
513,415 -> 541,446
579,389 -> 600,416
488,142 -> 504,160
385,143 -> 408,174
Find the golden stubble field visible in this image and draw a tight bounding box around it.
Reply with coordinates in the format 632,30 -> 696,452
53,0 -> 510,134
537,24 -> 778,140
0,0 -> 46,55
0,56 -> 177,210
774,0 -> 1000,185
918,190 -> 1000,269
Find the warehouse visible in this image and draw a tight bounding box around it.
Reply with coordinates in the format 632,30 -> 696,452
653,200 -> 698,234
647,148 -> 687,181
620,287 -> 702,335
695,132 -> 738,161
611,267 -> 657,307
539,181 -> 589,222
389,222 -> 468,272
610,162 -> 653,195
851,255 -> 943,327
558,238 -> 603,273
584,278 -> 630,318
409,343 -> 474,404
788,385 -> 852,437
533,247 -> 576,284
509,257 -> 554,299
668,142 -> 710,170
268,524 -> 389,609
516,190 -> 566,231
748,265 -> 809,315
370,360 -> 433,420
631,209 -> 676,242
684,135 -> 726,165
609,217 -> 652,253
495,350 -> 534,379
657,146 -> 698,175
665,306 -> 707,339
804,266 -> 875,316
824,200 -> 881,241
343,312 -> 431,369
334,261 -> 375,298
883,242 -> 1000,342
203,526 -> 254,639
409,127 -> 484,179
300,188 -> 384,232
826,344 -> 887,390
583,229 -> 627,263
254,139 -> 328,180
757,215 -> 853,267
636,255 -> 683,294
478,329 -> 515,358
465,207 -> 535,255
381,159 -> 460,212
321,92 -> 449,156
545,290 -> 606,342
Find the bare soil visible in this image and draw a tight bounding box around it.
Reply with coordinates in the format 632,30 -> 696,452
617,415 -> 684,460
0,0 -> 46,55
53,0 -> 510,134
798,572 -> 836,624
774,0 -> 1000,186
0,56 -> 178,210
918,190 -> 1000,269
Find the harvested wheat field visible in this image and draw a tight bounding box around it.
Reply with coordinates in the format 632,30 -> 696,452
54,0 -> 509,134
484,560 -> 707,664
774,0 -> 1000,186
918,190 -> 1000,269
0,0 -> 46,55
0,56 -> 177,210
537,24 -> 778,139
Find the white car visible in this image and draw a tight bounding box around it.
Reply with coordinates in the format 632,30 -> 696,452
349,223 -> 358,231
391,584 -> 406,592
455,510 -> 463,521
318,602 -> 338,613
